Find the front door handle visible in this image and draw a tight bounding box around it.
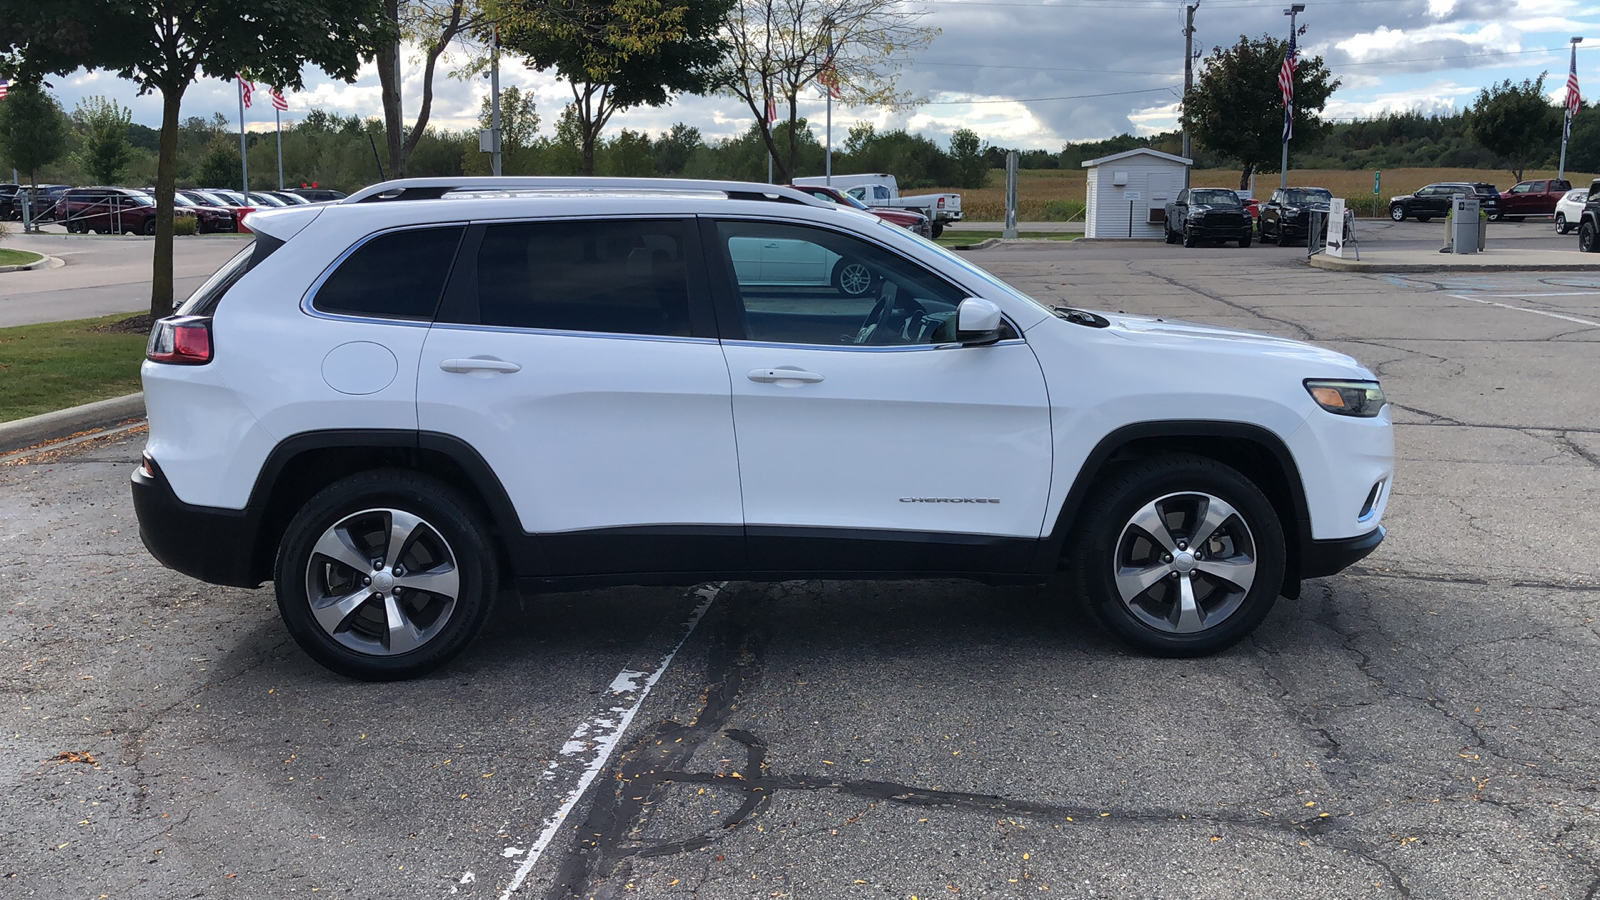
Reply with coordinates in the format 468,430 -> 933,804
747,367 -> 824,385
441,357 -> 522,374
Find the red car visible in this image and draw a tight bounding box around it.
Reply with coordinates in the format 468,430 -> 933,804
788,184 -> 933,238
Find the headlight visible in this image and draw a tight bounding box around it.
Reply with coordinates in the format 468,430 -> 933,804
1304,379 -> 1386,417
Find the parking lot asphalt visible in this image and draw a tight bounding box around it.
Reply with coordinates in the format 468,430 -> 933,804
3,234 -> 1599,899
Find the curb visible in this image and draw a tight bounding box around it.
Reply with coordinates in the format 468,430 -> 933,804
0,252 -> 62,273
1309,255 -> 1600,273
0,392 -> 145,454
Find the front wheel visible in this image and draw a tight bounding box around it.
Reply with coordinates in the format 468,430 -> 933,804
1580,220 -> 1599,253
1238,232 -> 1252,248
1068,455 -> 1286,657
831,258 -> 876,297
1181,225 -> 1197,248
274,470 -> 499,681
1389,205 -> 1406,222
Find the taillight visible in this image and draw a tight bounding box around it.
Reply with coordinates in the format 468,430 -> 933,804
937,197 -> 946,208
147,316 -> 213,365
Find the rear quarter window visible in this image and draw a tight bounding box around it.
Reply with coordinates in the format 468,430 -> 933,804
312,226 -> 465,320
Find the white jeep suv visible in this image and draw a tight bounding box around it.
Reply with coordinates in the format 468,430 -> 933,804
133,177 -> 1393,680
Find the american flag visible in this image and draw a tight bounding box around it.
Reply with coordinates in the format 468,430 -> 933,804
820,41 -> 842,100
237,76 -> 254,109
1565,47 -> 1582,142
0,80 -> 8,100
766,83 -> 778,124
270,88 -> 288,112
1279,33 -> 1298,143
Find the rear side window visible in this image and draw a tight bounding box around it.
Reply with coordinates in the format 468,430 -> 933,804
313,226 -> 464,320
471,219 -> 692,337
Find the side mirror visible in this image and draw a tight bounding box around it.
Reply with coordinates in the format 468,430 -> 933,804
956,298 -> 1004,346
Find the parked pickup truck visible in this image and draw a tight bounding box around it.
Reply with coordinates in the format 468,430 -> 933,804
1497,178 -> 1572,220
794,174 -> 962,238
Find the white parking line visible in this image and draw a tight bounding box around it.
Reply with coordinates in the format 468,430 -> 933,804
1452,294 -> 1600,329
493,583 -> 722,899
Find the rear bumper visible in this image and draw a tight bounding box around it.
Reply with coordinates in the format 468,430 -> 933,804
132,460 -> 268,588
1301,526 -> 1384,579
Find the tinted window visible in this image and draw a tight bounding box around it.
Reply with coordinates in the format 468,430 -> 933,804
313,226 -> 463,320
473,219 -> 692,337
1190,190 -> 1242,207
713,220 -> 967,347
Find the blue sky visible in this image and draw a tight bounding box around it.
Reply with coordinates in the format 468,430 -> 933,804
44,0 -> 1600,150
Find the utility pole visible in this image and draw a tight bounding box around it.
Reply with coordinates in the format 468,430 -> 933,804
490,25 -> 503,177
1182,1 -> 1199,187
1280,3 -> 1305,191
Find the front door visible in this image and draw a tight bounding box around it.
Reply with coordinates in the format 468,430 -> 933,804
702,218 -> 1053,574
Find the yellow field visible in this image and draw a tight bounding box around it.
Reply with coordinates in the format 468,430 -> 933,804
940,168 -> 1599,221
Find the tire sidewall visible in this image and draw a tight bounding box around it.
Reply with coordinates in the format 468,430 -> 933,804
274,471 -> 497,681
1389,205 -> 1405,222
1071,457 -> 1286,657
1581,221 -> 1598,253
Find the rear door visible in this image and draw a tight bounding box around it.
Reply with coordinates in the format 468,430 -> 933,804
416,216 -> 743,576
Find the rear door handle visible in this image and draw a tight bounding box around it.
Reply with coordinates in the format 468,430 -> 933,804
440,357 -> 522,374
748,367 -> 824,385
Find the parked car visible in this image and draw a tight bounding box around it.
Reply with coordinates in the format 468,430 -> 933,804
1554,187 -> 1589,234
286,187 -> 347,203
1234,192 -> 1261,221
132,175 -> 1391,680
1257,187 -> 1354,245
1389,182 -> 1501,222
787,183 -> 933,238
794,174 -> 962,238
166,191 -> 238,233
264,191 -> 313,206
727,229 -> 879,297
1164,188 -> 1253,247
18,184 -> 70,223
0,183 -> 21,220
1578,179 -> 1600,253
56,186 -> 195,235
199,189 -> 260,231
1498,178 -> 1571,220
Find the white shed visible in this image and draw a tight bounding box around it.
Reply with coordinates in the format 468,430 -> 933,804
1082,148 -> 1192,239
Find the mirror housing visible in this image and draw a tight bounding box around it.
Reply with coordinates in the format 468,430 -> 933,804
956,298 -> 1004,346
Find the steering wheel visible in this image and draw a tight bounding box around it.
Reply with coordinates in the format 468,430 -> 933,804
854,283 -> 927,345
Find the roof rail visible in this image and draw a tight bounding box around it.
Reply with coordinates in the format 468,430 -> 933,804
340,176 -> 828,208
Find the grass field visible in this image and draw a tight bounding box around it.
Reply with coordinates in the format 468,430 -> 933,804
0,313 -> 147,423
0,248 -> 43,267
939,168 -> 1600,221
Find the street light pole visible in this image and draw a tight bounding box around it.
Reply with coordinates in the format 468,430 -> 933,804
1280,4 -> 1304,191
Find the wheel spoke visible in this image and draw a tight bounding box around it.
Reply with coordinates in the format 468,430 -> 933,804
1171,574 -> 1205,634
312,588 -> 372,635
1189,495 -> 1240,548
1196,556 -> 1257,593
394,564 -> 459,600
383,510 -> 427,568
1115,563 -> 1173,602
1126,501 -> 1179,554
311,526 -> 372,574
384,594 -> 425,654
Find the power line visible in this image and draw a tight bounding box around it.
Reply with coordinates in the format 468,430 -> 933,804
919,84 -> 1181,105
915,60 -> 1176,76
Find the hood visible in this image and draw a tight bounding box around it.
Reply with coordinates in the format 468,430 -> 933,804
1100,312 -> 1367,370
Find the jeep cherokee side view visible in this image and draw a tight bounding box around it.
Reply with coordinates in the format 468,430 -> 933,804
132,177 -> 1394,680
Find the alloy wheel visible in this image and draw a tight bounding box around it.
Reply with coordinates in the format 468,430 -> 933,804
303,507 -> 461,656
837,261 -> 873,296
1112,491 -> 1257,635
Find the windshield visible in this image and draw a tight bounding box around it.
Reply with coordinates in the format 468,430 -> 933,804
1282,189 -> 1332,205
903,230 -> 1055,317
171,194 -> 195,207
1190,190 -> 1241,207
125,193 -> 154,207
839,192 -> 870,210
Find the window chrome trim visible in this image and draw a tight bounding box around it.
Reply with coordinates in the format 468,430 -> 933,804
426,321 -> 718,345
720,336 -> 1027,352
300,220 -> 470,325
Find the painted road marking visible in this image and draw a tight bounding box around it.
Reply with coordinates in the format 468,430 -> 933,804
1452,294 -> 1600,329
493,583 -> 722,899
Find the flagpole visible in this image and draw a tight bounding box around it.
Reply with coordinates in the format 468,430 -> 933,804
1559,36 -> 1583,182
1280,4 -> 1303,192
238,80 -> 250,196
276,105 -> 283,191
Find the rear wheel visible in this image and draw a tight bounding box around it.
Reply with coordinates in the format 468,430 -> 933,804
274,470 -> 498,681
929,222 -> 944,239
1417,216 -> 1433,223
142,218 -> 157,236
831,258 -> 876,297
1164,222 -> 1178,244
1068,455 -> 1285,657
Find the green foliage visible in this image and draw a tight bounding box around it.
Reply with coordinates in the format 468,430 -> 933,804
1469,74 -> 1560,181
72,96 -> 134,185
602,129 -> 655,176
652,123 -> 701,175
835,124 -> 956,188
0,84 -> 69,186
197,139 -> 243,190
1040,200 -> 1086,221
948,128 -> 988,189
1182,33 -> 1340,187
172,215 -> 199,235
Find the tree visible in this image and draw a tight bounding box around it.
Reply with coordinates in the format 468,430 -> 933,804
1181,33 -> 1339,189
466,85 -> 540,174
0,0 -> 390,318
1468,74 -> 1560,181
73,96 -> 134,185
376,0 -> 491,179
494,0 -> 731,175
196,137 -> 242,188
0,84 -> 67,229
949,127 -> 987,189
717,0 -> 937,183
652,122 -> 702,175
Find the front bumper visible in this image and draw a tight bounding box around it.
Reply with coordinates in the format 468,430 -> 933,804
1301,526 -> 1385,578
1188,219 -> 1252,238
132,460 -> 268,588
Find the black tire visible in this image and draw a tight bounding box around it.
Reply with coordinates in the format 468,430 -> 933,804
929,222 -> 943,239
1181,225 -> 1197,248
830,257 -> 876,297
1067,454 -> 1286,657
1238,232 -> 1252,248
1555,213 -> 1569,235
1509,216 -> 1525,223
1389,205 -> 1406,222
274,470 -> 499,681
1263,221 -> 1279,245
1417,216 -> 1432,223
1580,220 -> 1599,253
1164,222 -> 1178,244
142,218 -> 157,236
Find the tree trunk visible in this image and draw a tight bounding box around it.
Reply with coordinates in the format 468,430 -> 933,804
151,85 -> 182,319
377,0 -> 406,179
1238,163 -> 1255,191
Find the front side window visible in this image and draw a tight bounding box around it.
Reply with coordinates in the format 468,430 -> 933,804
713,220 -> 968,347
472,218 -> 692,337
313,226 -> 464,320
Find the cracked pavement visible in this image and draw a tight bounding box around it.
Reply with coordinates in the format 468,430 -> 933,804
3,238 -> 1599,899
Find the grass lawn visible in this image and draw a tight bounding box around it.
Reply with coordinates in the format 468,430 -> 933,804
0,313 -> 148,423
0,248 -> 44,267
936,230 -> 1079,247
